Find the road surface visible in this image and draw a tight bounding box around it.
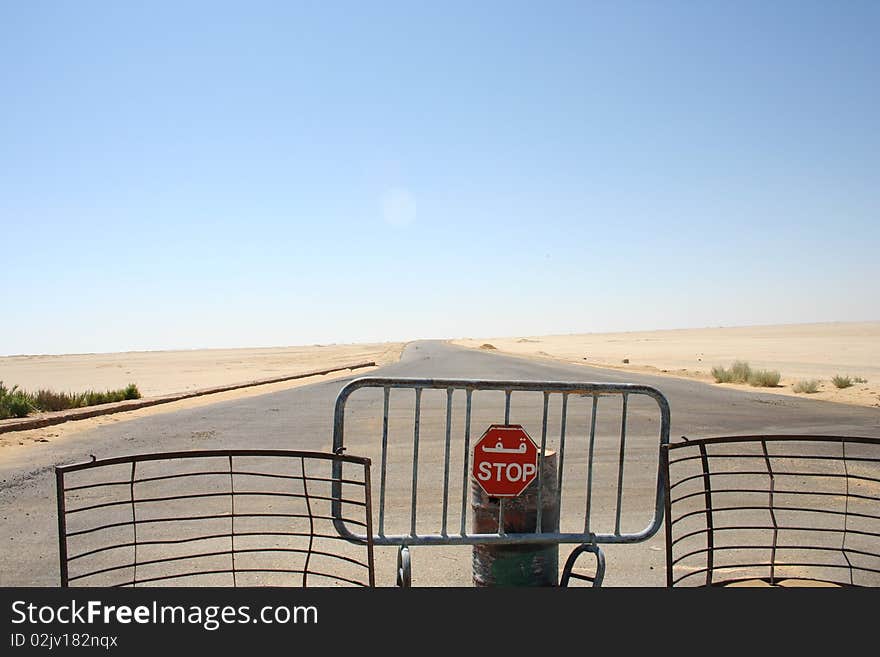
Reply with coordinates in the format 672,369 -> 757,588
2,341 -> 878,586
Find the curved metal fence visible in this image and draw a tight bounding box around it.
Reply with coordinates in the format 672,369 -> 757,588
56,450 -> 374,587
663,435 -> 880,587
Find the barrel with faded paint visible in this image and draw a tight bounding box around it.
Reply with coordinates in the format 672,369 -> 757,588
471,451 -> 559,586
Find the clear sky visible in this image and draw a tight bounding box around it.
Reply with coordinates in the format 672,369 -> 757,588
1,1 -> 878,355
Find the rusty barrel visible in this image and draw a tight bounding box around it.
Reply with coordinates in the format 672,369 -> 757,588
471,451 -> 559,586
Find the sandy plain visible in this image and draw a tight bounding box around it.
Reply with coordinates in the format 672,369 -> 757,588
0,342 -> 404,450
454,322 -> 880,409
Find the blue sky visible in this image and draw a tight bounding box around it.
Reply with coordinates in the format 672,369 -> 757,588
1,1 -> 877,355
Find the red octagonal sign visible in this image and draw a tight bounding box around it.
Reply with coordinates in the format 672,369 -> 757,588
472,424 -> 539,497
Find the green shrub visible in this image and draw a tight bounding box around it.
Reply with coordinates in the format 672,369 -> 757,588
28,389 -> 72,412
748,369 -> 781,387
832,375 -> 852,389
0,382 -> 33,419
793,379 -> 820,394
0,382 -> 142,419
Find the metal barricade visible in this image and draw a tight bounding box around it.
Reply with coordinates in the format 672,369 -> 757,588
332,377 -> 670,585
56,450 -> 375,587
663,435 -> 880,587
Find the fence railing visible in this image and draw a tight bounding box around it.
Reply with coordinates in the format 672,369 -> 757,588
331,377 -> 670,584
56,450 -> 375,587
663,435 -> 880,587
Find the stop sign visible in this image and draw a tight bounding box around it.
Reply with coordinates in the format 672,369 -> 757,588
472,424 -> 539,497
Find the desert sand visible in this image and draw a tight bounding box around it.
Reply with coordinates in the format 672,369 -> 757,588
1,342 -> 404,397
454,322 -> 880,408
0,342 -> 404,450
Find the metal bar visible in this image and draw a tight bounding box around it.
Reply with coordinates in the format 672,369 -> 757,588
669,453 -> 880,467
674,563 -> 880,587
664,434 -> 880,450
584,395 -> 598,534
536,392 -> 549,533
840,441 -> 854,586
333,377 -> 672,399
498,499 -> 505,535
557,394 -> 568,511
130,461 -> 138,587
378,386 -> 390,537
614,393 -> 628,535
300,457 -> 314,587
66,490 -> 368,514
504,390 -> 511,424
560,543 -> 606,588
119,568 -> 370,589
68,531 -> 371,561
72,547 -> 374,583
671,504 -> 880,526
64,470 -> 368,492
59,448 -> 373,473
363,459 -> 376,587
760,440 -> 778,584
662,444 -> 674,587
460,389 -> 474,537
670,486 -> 880,507
669,470 -> 880,492
369,530 -> 667,547
55,469 -> 69,587
67,512 -> 370,538
698,442 -> 714,586
228,455 -> 236,587
670,524 -> 880,548
410,388 -> 422,537
671,544 -> 880,565
70,547 -> 376,582
441,387 -> 453,536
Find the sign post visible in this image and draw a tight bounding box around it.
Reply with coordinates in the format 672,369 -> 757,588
471,424 -> 559,586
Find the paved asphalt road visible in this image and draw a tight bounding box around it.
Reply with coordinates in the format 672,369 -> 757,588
2,341 -> 878,587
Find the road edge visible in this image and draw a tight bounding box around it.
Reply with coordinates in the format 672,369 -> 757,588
0,361 -> 376,435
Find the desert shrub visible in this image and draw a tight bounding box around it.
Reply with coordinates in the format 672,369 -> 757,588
832,375 -> 853,389
712,360 -> 754,384
0,382 -> 33,419
793,379 -> 820,394
711,365 -> 733,383
28,389 -> 73,412
0,382 -> 142,418
748,369 -> 781,387
853,376 -> 868,384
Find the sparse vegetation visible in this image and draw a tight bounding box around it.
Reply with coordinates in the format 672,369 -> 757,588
853,376 -> 868,384
712,361 -> 780,388
712,360 -> 748,383
748,369 -> 781,387
793,379 -> 820,394
832,375 -> 853,389
0,381 -> 141,420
